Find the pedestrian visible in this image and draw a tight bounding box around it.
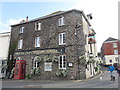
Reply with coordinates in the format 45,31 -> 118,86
9,67 -> 15,79
107,64 -> 115,81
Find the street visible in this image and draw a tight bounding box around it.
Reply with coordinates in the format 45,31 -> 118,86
1,66 -> 119,88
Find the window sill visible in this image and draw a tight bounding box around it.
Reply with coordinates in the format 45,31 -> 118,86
59,44 -> 66,46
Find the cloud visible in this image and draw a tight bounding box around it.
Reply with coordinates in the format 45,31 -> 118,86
0,18 -> 23,33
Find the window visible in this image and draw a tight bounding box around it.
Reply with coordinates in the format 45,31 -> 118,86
20,27 -> 24,33
44,62 -> 52,71
35,37 -> 41,47
59,33 -> 66,45
35,23 -> 41,30
18,39 -> 23,49
59,55 -> 66,69
113,43 -> 117,48
34,61 -> 40,68
58,17 -> 65,26
114,49 -> 118,55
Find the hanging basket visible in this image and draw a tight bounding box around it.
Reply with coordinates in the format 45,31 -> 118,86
79,55 -> 86,64
44,55 -> 52,62
52,56 -> 59,63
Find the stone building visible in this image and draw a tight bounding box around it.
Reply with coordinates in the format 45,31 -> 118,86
10,9 -> 98,80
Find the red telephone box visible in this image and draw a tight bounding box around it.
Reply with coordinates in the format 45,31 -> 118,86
14,60 -> 26,79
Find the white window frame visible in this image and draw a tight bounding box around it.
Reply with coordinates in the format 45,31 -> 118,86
35,22 -> 41,30
35,36 -> 41,47
20,27 -> 24,33
58,17 -> 65,26
114,49 -> 118,55
59,55 -> 66,69
113,43 -> 117,48
59,32 -> 66,45
18,39 -> 23,49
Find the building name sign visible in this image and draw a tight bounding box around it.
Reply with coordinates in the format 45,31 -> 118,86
14,48 -> 65,56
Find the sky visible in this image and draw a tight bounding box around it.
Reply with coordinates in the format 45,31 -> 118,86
0,0 -> 119,52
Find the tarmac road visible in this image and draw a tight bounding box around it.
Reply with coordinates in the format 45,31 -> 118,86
1,70 -> 119,88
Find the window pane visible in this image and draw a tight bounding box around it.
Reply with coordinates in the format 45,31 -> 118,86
35,37 -> 40,47
38,23 -> 41,30
61,17 -> 64,25
59,34 -> 62,45
63,56 -> 66,68
20,27 -> 24,33
18,39 -> 23,49
114,50 -> 118,55
58,18 -> 61,26
59,56 -> 62,68
113,43 -> 117,48
63,33 -> 66,43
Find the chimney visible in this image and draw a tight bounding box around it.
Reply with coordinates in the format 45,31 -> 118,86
87,14 -> 93,20
26,16 -> 28,22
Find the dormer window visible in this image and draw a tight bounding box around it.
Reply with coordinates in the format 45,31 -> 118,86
19,27 -> 24,33
58,17 -> 65,26
35,23 -> 41,30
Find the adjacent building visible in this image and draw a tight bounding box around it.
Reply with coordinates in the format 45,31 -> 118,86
10,9 -> 98,80
0,32 -> 10,78
101,37 -> 120,65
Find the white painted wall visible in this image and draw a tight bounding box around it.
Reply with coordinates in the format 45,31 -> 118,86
0,32 -> 10,60
103,55 -> 119,65
0,32 -> 10,78
82,16 -> 98,79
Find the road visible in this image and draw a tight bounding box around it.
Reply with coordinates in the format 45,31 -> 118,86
1,72 -> 119,88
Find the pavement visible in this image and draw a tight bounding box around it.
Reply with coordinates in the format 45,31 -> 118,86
2,71 -> 102,82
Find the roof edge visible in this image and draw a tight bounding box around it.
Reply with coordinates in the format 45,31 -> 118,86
11,9 -> 91,27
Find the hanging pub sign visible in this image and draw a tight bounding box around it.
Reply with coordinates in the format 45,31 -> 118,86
14,48 -> 65,56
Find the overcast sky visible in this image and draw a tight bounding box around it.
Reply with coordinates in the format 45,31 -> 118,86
0,0 -> 119,52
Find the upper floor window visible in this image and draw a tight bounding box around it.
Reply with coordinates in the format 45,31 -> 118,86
19,27 -> 24,33
35,23 -> 41,31
35,36 -> 41,47
113,43 -> 117,48
59,32 -> 66,45
58,17 -> 65,26
114,49 -> 118,55
18,39 -> 23,49
59,55 -> 66,69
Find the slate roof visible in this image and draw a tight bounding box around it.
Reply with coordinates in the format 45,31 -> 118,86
104,37 -> 118,42
11,9 -> 91,27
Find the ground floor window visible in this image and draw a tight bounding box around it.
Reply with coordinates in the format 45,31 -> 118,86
33,56 -> 41,68
34,61 -> 40,68
59,55 -> 66,69
44,62 -> 52,71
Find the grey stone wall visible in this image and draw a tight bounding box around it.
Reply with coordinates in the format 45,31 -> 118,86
10,10 -> 87,80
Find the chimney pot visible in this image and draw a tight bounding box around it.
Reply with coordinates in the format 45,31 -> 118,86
26,16 -> 28,22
